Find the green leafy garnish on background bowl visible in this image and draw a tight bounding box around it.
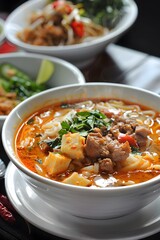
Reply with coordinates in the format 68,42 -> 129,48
53,0 -> 125,29
0,60 -> 55,100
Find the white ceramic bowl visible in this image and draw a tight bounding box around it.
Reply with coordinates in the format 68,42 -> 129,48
2,83 -> 160,219
0,52 -> 85,128
0,18 -> 5,46
4,0 -> 138,66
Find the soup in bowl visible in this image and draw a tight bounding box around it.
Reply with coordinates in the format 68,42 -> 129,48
2,83 -> 160,219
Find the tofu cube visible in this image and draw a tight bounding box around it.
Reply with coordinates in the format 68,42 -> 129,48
43,152 -> 71,176
61,132 -> 85,160
63,172 -> 91,187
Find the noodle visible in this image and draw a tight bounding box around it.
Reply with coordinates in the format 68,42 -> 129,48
120,154 -> 151,171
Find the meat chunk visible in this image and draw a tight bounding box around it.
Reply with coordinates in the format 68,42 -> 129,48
99,158 -> 113,173
93,127 -> 108,136
111,122 -> 134,136
111,115 -> 138,136
85,132 -> 110,159
135,125 -> 151,137
108,141 -> 131,162
84,132 -> 131,162
135,125 -> 151,148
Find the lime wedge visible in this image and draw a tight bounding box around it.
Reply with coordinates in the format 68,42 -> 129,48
36,59 -> 55,84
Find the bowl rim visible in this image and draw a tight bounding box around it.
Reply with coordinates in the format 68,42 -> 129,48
0,51 -> 85,120
4,0 -> 138,52
2,82 -> 160,192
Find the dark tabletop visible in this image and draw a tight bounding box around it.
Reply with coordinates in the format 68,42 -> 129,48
0,42 -> 160,239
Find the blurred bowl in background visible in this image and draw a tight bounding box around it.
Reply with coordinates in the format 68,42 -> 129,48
0,52 -> 85,129
4,0 -> 138,67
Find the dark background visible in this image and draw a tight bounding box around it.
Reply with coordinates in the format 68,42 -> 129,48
117,0 -> 160,57
0,0 -> 160,57
0,0 -> 26,12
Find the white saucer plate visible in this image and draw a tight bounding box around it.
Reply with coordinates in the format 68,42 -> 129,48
5,162 -> 160,240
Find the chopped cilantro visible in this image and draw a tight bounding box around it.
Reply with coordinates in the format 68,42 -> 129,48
59,110 -> 111,138
131,146 -> 140,154
43,109 -> 111,150
44,138 -> 61,149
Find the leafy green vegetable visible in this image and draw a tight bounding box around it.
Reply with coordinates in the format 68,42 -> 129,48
44,138 -> 62,149
70,0 -> 125,29
59,109 -> 112,137
43,109 -> 112,150
0,78 -> 11,91
131,146 -> 140,154
0,63 -> 31,81
0,62 -> 53,100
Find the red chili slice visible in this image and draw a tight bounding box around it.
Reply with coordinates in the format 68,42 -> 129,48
118,133 -> 138,147
71,21 -> 84,38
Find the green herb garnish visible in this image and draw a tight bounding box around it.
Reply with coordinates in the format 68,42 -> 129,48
71,0 -> 125,29
45,138 -> 62,149
131,146 -> 140,154
59,109 -> 111,138
43,109 -> 111,150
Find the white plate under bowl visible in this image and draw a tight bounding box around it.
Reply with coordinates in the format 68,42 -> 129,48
5,162 -> 160,240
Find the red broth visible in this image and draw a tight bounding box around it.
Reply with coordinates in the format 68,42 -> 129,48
15,98 -> 160,187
